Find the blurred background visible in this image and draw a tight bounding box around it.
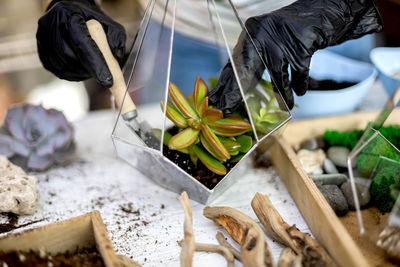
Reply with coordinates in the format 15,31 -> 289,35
0,0 -> 399,124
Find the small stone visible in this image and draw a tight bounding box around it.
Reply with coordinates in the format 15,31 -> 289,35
318,184 -> 349,216
309,173 -> 347,185
327,146 -> 355,168
0,156 -> 37,215
340,181 -> 370,210
323,158 -> 339,174
297,149 -> 326,174
316,136 -> 326,150
300,138 -> 318,151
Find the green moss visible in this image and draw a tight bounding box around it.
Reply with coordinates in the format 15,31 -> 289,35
323,125 -> 400,150
356,135 -> 400,178
370,175 -> 397,212
369,157 -> 400,212
323,130 -> 363,149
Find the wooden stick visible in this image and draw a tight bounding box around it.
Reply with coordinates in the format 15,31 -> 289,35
251,193 -> 335,267
179,192 -> 195,267
277,248 -> 296,267
204,206 -> 274,267
216,231 -> 241,261
178,240 -> 235,267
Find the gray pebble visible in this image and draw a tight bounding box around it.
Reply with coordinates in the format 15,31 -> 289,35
300,138 -> 318,151
318,184 -> 349,216
327,146 -> 355,168
310,173 -> 347,185
340,181 -> 370,210
323,158 -> 339,174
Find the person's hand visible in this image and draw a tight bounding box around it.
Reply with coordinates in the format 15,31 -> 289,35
209,0 -> 383,116
36,0 -> 126,87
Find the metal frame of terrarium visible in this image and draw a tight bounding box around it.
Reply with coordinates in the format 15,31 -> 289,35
347,84 -> 400,234
111,0 -> 291,204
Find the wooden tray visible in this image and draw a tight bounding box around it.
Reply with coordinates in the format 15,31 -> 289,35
269,109 -> 400,267
0,211 -> 122,267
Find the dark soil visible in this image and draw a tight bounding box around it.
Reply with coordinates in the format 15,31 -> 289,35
0,213 -> 43,235
163,127 -> 237,190
0,247 -> 104,267
308,78 -> 357,91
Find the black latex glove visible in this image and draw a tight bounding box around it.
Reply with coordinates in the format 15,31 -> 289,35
36,0 -> 126,87
209,0 -> 383,116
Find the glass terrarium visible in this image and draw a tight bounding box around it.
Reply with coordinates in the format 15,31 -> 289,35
110,0 -> 290,204
347,84 -> 400,258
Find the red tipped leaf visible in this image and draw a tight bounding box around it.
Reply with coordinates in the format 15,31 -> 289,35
169,82 -> 199,119
168,128 -> 199,150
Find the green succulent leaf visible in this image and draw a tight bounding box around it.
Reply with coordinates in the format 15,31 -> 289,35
201,124 -> 230,160
186,93 -> 196,110
200,133 -> 226,161
208,77 -> 218,91
260,110 -> 279,124
209,116 -> 251,137
152,128 -> 189,153
194,77 -> 209,113
198,97 -> 209,117
218,136 -> 241,155
192,145 -> 227,175
161,101 -> 187,128
169,82 -> 199,119
247,97 -> 261,114
255,121 -> 276,134
189,148 -> 199,166
168,128 -> 200,150
230,154 -> 245,163
236,135 -> 253,153
202,108 -> 223,124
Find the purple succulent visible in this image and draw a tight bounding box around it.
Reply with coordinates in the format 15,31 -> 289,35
0,104 -> 75,171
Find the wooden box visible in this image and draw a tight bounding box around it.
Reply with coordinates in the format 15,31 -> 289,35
0,211 -> 122,267
269,109 -> 400,267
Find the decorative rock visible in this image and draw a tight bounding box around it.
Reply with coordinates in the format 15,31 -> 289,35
323,158 -> 339,174
309,173 -> 347,186
0,156 -> 37,215
0,155 -> 25,177
318,184 -> 349,216
296,149 -> 326,174
327,146 -> 355,168
340,181 -> 370,210
300,138 -> 318,151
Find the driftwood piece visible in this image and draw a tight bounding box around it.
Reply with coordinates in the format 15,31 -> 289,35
277,248 -> 297,267
216,231 -> 241,261
178,241 -> 235,267
204,206 -> 274,267
377,225 -> 400,260
251,193 -> 334,267
179,192 -> 195,267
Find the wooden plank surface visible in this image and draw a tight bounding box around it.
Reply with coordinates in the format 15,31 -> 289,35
270,136 -> 370,267
0,211 -> 122,267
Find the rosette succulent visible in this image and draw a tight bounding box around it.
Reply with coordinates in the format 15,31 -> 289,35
160,77 -> 252,175
0,104 -> 75,171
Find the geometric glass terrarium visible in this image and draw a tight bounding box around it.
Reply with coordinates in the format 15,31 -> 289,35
111,0 -> 290,204
347,84 -> 400,234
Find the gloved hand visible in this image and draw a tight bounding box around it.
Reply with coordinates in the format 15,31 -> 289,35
36,0 -> 126,87
209,0 -> 383,116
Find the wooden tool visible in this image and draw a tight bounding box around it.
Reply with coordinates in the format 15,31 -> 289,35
86,19 -> 156,148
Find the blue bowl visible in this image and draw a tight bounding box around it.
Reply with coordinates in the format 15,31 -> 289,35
291,50 -> 377,119
370,47 -> 400,96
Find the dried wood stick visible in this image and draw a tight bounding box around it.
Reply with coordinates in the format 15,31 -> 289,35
216,231 -> 241,261
180,192 -> 195,267
178,240 -> 235,267
251,193 -> 335,267
277,248 -> 296,267
292,254 -> 303,267
204,206 -> 274,267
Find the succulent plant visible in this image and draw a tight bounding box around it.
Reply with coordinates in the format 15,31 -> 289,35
0,104 -> 75,171
161,77 -> 252,175
208,77 -> 289,135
